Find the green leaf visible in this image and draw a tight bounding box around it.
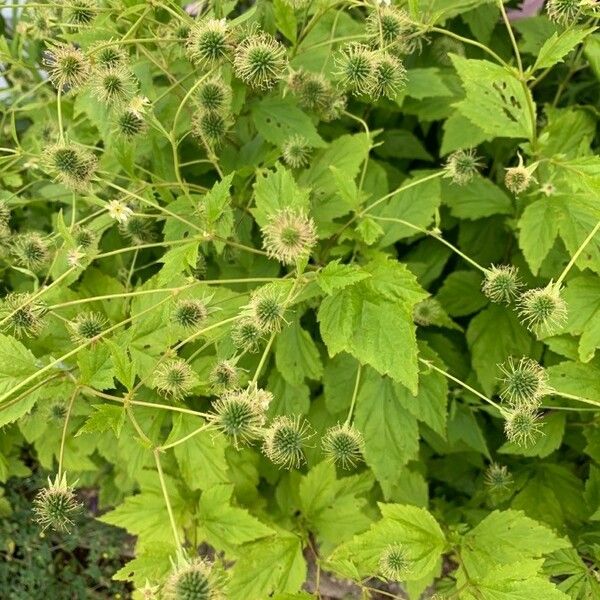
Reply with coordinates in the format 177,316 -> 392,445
518,199 -> 560,275
251,96 -> 323,147
252,164 -> 311,228
158,242 -> 198,283
316,260 -> 371,295
275,318 -> 323,385
203,173 -> 235,254
166,414 -> 229,491
0,334 -> 41,427
442,176 -> 512,220
106,338 -> 136,389
561,276 -> 600,362
76,404 -> 125,438
198,484 -> 273,552
354,368 -> 420,496
533,26 -> 596,71
77,343 -> 116,390
436,270 -> 487,317
318,259 -> 427,393
461,509 -> 569,579
466,305 -> 536,395
498,412 -> 566,458
404,68 -> 453,99
228,534 -> 306,600
113,544 -> 175,587
451,55 -> 536,140
547,361 -> 600,402
329,503 -> 446,582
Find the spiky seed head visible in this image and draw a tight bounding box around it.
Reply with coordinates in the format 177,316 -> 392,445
366,6 -> 417,54
209,360 -> 239,392
92,66 -> 137,106
63,0 -> 97,25
0,201 -> 11,226
484,463 -> 513,492
262,208 -> 317,265
444,149 -> 483,185
107,199 -> 133,224
518,282 -> 567,336
482,265 -> 523,304
231,318 -> 263,352
116,108 -> 147,137
119,215 -> 156,244
504,407 -> 544,448
281,135 -> 311,169
290,70 -> 329,111
498,357 -> 550,407
196,78 -> 231,113
319,90 -> 347,122
247,288 -> 288,332
336,44 -> 377,95
209,386 -> 267,446
379,544 -> 411,581
192,110 -> 230,146
163,558 -> 219,600
90,43 -> 128,70
186,19 -> 231,66
72,226 -> 95,249
0,293 -> 48,338
43,143 -> 97,191
43,43 -> 91,91
234,32 -> 288,90
546,0 -> 584,24
321,423 -> 364,469
172,299 -> 208,329
33,473 -> 81,533
370,53 -> 407,99
154,359 -> 196,400
70,312 -> 106,344
11,233 -> 50,271
412,298 -> 443,327
28,8 -> 56,40
263,415 -> 313,469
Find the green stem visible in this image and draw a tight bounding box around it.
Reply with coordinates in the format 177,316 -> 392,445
57,386 -> 79,478
553,390 -> 600,409
154,448 -> 182,550
344,364 -> 362,425
430,27 -> 507,67
158,423 -> 212,451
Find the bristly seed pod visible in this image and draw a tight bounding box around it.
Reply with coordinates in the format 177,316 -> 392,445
484,463 -> 513,492
261,208 -> 317,265
209,360 -> 239,392
11,233 -> 50,271
504,407 -> 544,448
482,265 -> 523,304
498,356 -> 550,408
233,32 -> 288,90
0,292 -> 48,338
246,287 -> 288,333
282,134 -> 311,169
379,544 -> 412,581
321,423 -> 364,469
366,6 -> 419,55
162,557 -> 221,600
186,18 -> 231,66
153,358 -> 196,400
172,299 -> 208,329
43,143 -> 97,192
89,43 -> 128,70
43,43 -> 91,91
518,282 -> 567,337
412,298 -> 443,327
33,472 -> 82,532
115,108 -> 147,138
119,215 -> 157,244
504,154 -> 535,195
209,384 -> 269,446
196,78 -> 231,113
92,66 -> 137,107
70,311 -> 107,344
263,415 -> 313,469
192,110 -> 230,146
370,53 -> 407,99
335,44 -> 376,95
231,318 -> 263,353
546,0 -> 585,25
63,0 -> 97,26
444,149 -> 483,186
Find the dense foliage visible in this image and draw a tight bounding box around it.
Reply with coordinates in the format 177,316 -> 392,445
1,0 -> 600,598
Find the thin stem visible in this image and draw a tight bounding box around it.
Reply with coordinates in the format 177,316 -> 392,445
370,215 -> 486,273
158,423 -> 212,451
420,359 -> 503,412
56,88 -> 64,142
57,386 -> 79,478
553,390 -> 600,409
556,220 -> 600,286
154,448 -> 182,549
497,0 -> 523,74
345,364 -> 362,425
430,27 -> 507,67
